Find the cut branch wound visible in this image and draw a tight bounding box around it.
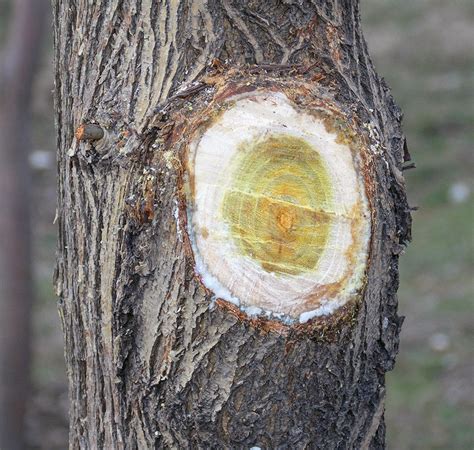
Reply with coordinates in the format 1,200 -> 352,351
178,86 -> 372,325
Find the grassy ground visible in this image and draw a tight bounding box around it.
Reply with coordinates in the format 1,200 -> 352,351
11,0 -> 473,448
363,1 -> 474,448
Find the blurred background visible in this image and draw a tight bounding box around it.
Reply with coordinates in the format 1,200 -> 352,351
0,0 -> 472,448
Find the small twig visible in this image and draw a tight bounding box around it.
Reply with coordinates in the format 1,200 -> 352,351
408,205 -> 419,211
75,123 -> 104,141
171,82 -> 207,100
402,162 -> 416,171
403,138 -> 412,162
248,63 -> 302,74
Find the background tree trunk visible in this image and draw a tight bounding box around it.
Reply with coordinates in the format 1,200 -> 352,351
0,1 -> 47,448
53,1 -> 411,448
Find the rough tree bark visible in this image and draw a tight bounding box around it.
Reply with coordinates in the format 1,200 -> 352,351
0,1 -> 47,448
53,1 -> 411,448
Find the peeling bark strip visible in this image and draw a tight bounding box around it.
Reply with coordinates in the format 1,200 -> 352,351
53,1 -> 410,449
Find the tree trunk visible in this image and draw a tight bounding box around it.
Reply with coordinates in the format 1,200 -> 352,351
0,1 -> 47,448
53,1 -> 411,448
